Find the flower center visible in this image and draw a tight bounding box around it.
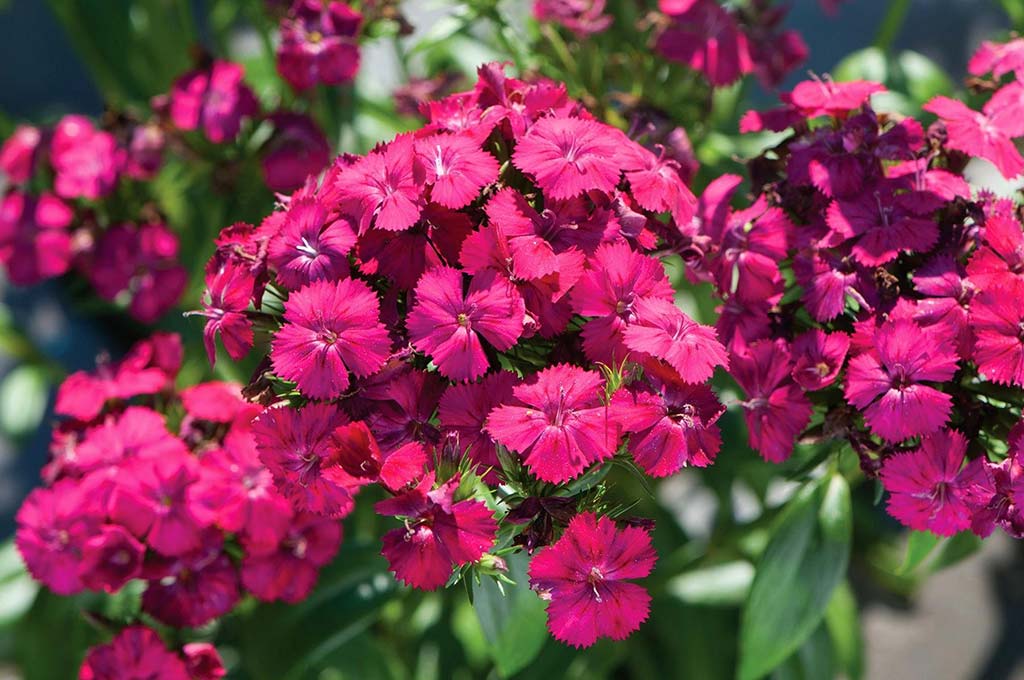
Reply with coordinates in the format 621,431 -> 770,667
456,312 -> 471,328
890,362 -> 911,389
296,236 -> 320,258
587,566 -> 605,603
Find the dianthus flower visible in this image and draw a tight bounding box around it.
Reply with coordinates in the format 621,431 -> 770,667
196,260 -> 256,365
656,0 -> 753,87
242,512 -> 342,603
438,372 -> 518,471
277,0 -> 362,91
970,280 -> 1024,387
170,60 -> 259,143
0,191 -> 74,286
261,112 -> 331,192
267,195 -> 356,290
0,124 -> 41,184
533,0 -> 612,36
141,543 -> 240,628
622,297 -> 727,383
923,94 -> 1024,178
51,115 -> 122,200
338,134 -> 423,232
79,625 -> 190,680
529,513 -> 656,648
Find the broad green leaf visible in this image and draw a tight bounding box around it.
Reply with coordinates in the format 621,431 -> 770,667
668,560 -> 754,607
0,540 -> 38,627
472,552 -> 548,678
898,530 -> 941,574
738,473 -> 852,680
897,51 -> 953,105
0,364 -> 49,438
772,623 -> 836,680
824,581 -> 863,680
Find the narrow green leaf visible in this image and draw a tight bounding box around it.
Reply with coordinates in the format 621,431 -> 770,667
738,473 -> 852,680
929,531 -> 983,573
898,530 -> 941,574
472,552 -> 548,678
0,540 -> 38,627
0,364 -> 49,438
668,560 -> 754,607
824,581 -> 863,680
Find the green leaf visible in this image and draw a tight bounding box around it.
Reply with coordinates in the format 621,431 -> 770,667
0,364 -> 49,438
667,561 -> 754,607
0,540 -> 38,627
472,552 -> 548,678
898,530 -> 941,574
929,531 -> 983,573
738,473 -> 852,680
824,581 -> 863,680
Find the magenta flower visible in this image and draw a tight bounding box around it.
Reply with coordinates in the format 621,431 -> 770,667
170,60 -> 259,143
267,196 -> 356,290
970,282 -> 1024,387
271,278 -> 391,399
969,38 -> 1024,81
0,124 -> 41,184
528,512 -> 656,648
416,133 -> 499,209
357,365 -> 446,452
330,421 -> 427,491
709,198 -> 790,304
15,479 -> 102,595
277,0 -> 362,91
967,209 -> 1024,290
825,187 -> 938,266
338,134 -> 423,232
109,455 -> 210,556
623,297 -> 728,383
790,329 -> 850,391
731,339 -> 812,463
197,261 -> 256,365
242,512 -> 342,603
79,524 -> 145,593
534,0 -> 613,36
0,191 -> 74,286
881,429 -> 990,536
570,242 -> 675,364
625,145 -> 697,225
252,403 -> 359,517
788,79 -> 885,118
913,255 -> 975,357
845,318 -> 958,442
86,222 -> 187,323
377,473 -> 497,590
125,122 -> 166,180
179,381 -> 246,423
923,95 -> 1024,179
51,115 -> 122,200
79,625 -> 190,680
408,267 -> 525,381
511,116 -> 630,200
183,644 -> 226,680
792,250 -> 869,323
486,364 -> 622,483
141,544 -> 240,628
622,363 -> 724,476
656,0 -> 753,87
73,407 -> 189,476
438,371 -> 518,471
261,112 -> 331,192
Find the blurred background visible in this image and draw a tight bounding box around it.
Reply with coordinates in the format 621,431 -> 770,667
1,0 -> 1023,678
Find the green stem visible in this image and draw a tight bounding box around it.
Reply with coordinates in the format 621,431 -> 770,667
874,0 -> 911,53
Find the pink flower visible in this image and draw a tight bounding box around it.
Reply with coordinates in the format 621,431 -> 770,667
242,512 -> 342,603
967,209 -> 1024,290
197,261 -> 256,365
788,79 -> 885,118
913,255 -> 975,357
881,429 -> 989,536
438,372 -> 518,471
0,191 -> 74,286
277,0 -> 362,91
141,544 -> 240,628
793,250 -> 870,323
182,643 -> 226,680
622,297 -> 728,383
486,364 -> 622,483
845,318 -> 958,442
267,196 -> 356,290
709,197 -> 790,303
825,187 -> 938,266
261,112 -> 331,192
51,115 -> 122,200
0,125 -> 41,184
16,479 -> 102,595
86,222 -> 187,323
731,339 -> 812,463
356,365 -> 446,452
969,38 -> 1024,81
622,363 -> 724,476
125,122 -> 165,180
408,267 -> 525,381
625,146 -> 697,225
79,525 -> 145,593
923,95 -> 1024,179
252,403 -> 360,517
528,512 -> 656,648
170,60 -> 259,143
534,0 -> 613,36
416,133 -> 500,209
271,278 -> 391,399
180,381 -> 246,423
79,626 -> 190,680
970,281 -> 1024,387
790,329 -> 850,391
330,421 -> 427,491
656,0 -> 753,87
109,455 -> 210,556
377,473 -> 497,590
338,134 -> 423,232
73,407 -> 189,476
511,116 -> 631,200
570,242 -> 674,364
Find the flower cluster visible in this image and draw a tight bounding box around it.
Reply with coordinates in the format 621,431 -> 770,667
16,333 -> 342,674
0,56 -> 331,315
197,63 -> 725,647
685,39 -> 1024,538
276,0 -> 363,91
79,625 -> 225,680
